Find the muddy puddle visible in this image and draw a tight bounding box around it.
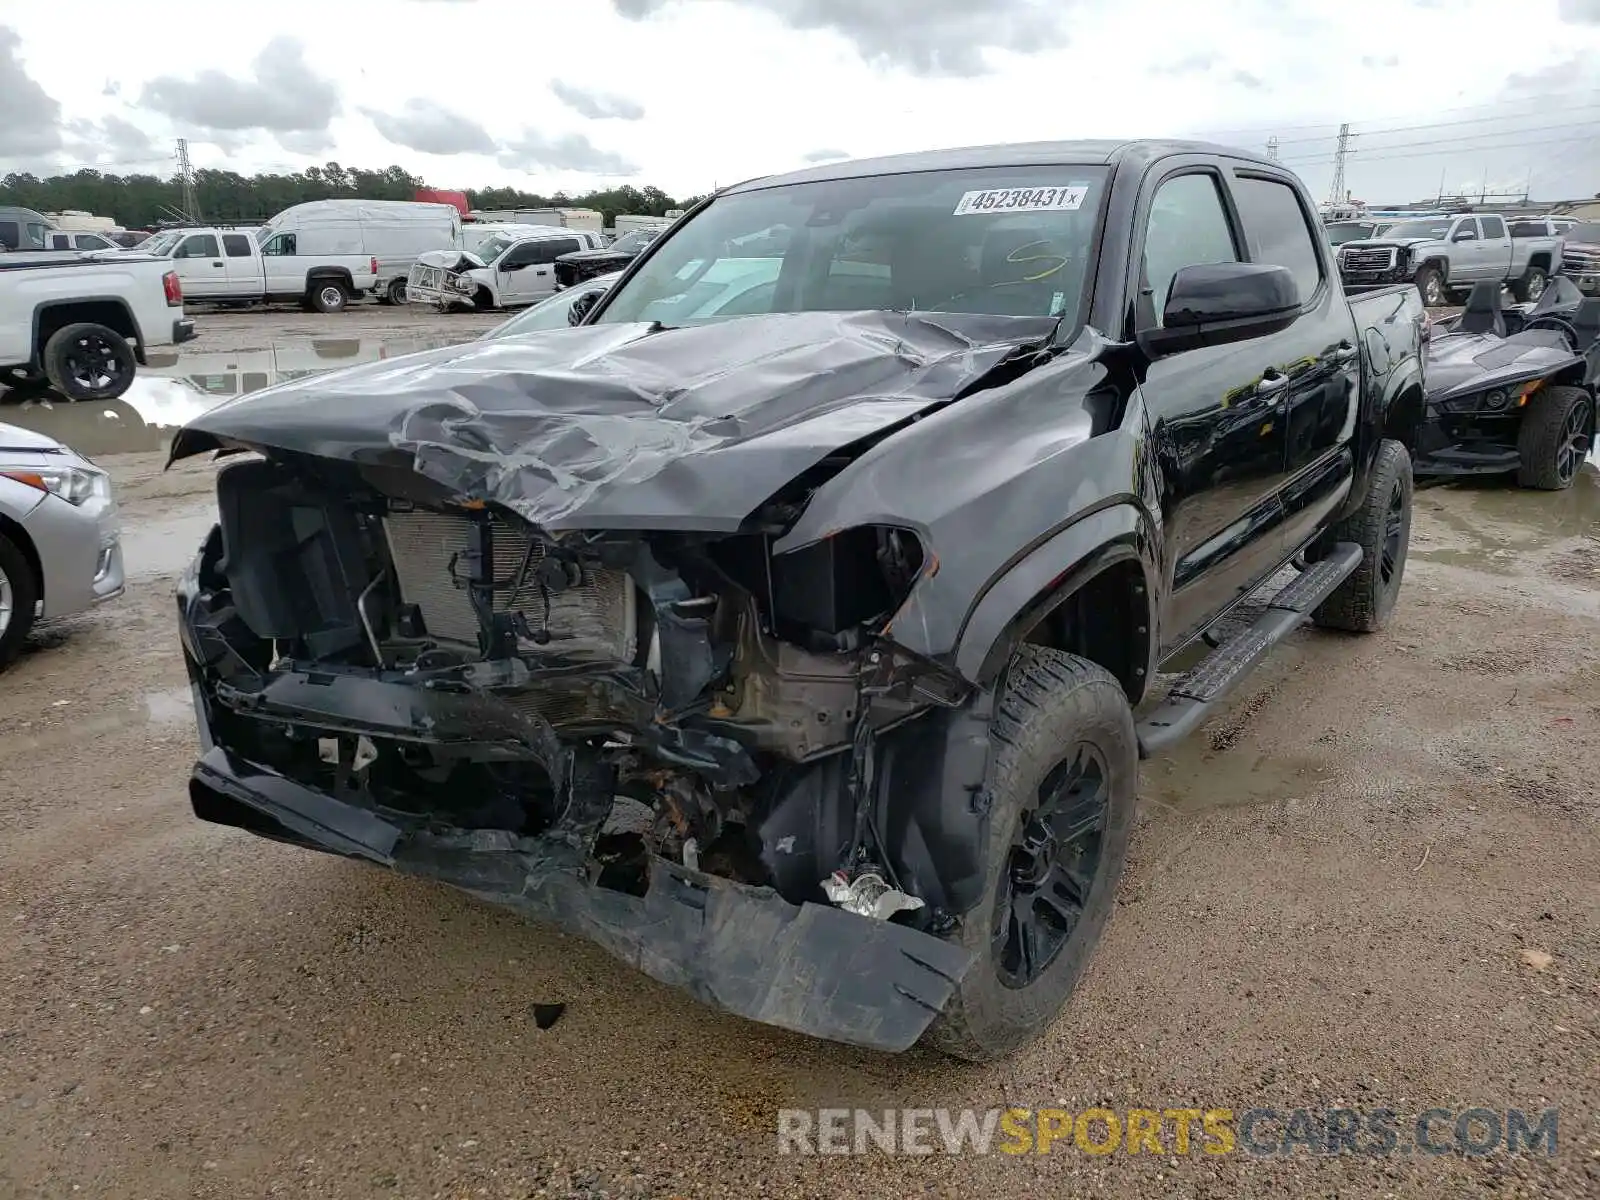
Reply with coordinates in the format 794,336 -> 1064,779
0,333 -> 466,457
1412,465 -> 1600,570
1,685 -> 194,755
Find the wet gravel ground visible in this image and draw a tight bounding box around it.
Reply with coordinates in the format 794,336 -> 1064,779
1,308 -> 1597,1198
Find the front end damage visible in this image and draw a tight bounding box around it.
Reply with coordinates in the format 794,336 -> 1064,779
170,311 -> 1064,1051
406,249 -> 485,312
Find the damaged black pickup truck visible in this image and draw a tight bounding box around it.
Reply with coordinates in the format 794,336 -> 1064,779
171,141 -> 1425,1062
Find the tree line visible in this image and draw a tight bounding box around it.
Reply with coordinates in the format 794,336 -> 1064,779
0,162 -> 705,230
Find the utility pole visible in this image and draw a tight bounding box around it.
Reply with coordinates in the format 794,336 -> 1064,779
174,138 -> 201,224
1327,123 -> 1351,207
1265,136 -> 1280,162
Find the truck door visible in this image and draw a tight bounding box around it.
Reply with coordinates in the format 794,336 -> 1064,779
1477,214 -> 1511,281
1227,171 -> 1362,555
1133,167 -> 1291,649
497,238 -> 577,304
221,232 -> 257,297
1450,217 -> 1483,281
171,232 -> 225,297
259,233 -> 298,299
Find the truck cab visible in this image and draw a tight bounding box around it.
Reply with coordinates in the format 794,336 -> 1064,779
45,230 -> 126,253
154,227 -> 378,312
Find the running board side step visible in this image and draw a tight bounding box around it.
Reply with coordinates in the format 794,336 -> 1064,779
1135,541 -> 1364,758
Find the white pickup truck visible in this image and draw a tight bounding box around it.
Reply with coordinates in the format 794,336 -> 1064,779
140,227 -> 378,313
1,251 -> 195,400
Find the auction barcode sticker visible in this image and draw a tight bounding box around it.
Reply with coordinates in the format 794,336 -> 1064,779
952,185 -> 1089,216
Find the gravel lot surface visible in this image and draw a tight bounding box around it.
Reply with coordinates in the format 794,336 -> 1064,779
1,306 -> 1596,1198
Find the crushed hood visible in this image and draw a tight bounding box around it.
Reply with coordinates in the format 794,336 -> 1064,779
169,310 -> 1058,532
1342,238 -> 1431,251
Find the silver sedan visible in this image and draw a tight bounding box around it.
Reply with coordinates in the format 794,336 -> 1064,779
0,421 -> 124,668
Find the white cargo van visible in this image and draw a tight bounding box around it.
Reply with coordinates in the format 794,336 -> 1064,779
255,201 -> 461,305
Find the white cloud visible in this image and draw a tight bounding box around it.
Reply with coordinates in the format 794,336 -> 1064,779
0,0 -> 1596,204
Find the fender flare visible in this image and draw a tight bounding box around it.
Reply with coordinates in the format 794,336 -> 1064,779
30,296 -> 145,368
304,268 -> 354,292
1417,256 -> 1450,282
953,502 -> 1158,687
1380,355 -> 1425,429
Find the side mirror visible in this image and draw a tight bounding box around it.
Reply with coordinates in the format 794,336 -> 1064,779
568,289 -> 601,325
1138,262 -> 1300,358
1452,229 -> 1477,242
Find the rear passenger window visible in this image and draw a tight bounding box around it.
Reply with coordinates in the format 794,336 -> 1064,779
1142,173 -> 1239,325
223,234 -> 252,257
51,233 -> 71,249
0,221 -> 18,249
1231,176 -> 1323,305
533,238 -> 580,263
1479,216 -> 1507,239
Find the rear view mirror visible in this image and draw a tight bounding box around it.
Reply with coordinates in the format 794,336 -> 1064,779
1139,262 -> 1300,357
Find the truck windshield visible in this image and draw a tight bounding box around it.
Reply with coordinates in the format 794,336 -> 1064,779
477,235 -> 512,262
1383,220 -> 1452,240
595,165 -> 1110,327
1326,221 -> 1376,245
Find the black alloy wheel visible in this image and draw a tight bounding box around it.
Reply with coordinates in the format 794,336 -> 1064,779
992,744 -> 1109,988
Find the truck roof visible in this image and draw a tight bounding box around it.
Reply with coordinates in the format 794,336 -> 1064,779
725,139 -> 1280,194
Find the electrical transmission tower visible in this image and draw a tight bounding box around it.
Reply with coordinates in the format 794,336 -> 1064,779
1266,136 -> 1280,161
1327,123 -> 1352,206
174,138 -> 201,223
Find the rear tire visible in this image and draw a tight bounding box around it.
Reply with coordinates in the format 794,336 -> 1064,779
1415,266 -> 1446,308
1512,266 -> 1548,303
1517,385 -> 1592,490
1311,438 -> 1413,633
0,532 -> 39,671
42,322 -> 136,401
308,281 -> 349,314
925,647 -> 1138,1063
386,278 -> 408,306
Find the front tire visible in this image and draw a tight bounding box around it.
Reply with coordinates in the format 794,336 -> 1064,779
1517,385 -> 1592,490
926,647 -> 1138,1063
1311,438 -> 1413,632
1415,266 -> 1447,308
42,323 -> 136,401
308,281 -> 349,313
0,532 -> 39,670
1512,266 -> 1548,303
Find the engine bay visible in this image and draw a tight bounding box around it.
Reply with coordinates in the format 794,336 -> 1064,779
180,451 -> 981,922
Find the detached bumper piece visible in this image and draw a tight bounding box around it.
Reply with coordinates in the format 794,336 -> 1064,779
188,745 -> 973,1052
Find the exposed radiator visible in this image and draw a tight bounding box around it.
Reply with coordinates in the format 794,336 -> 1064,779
382,510 -> 637,663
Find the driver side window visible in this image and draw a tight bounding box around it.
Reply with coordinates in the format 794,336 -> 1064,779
1141,173 -> 1240,327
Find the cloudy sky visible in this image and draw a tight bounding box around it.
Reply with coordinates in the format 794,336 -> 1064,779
4,0 -> 1600,202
